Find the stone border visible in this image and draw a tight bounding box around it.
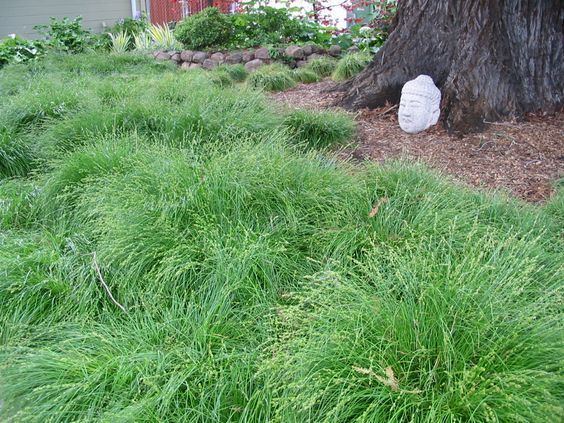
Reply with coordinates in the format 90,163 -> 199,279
154,44 -> 358,72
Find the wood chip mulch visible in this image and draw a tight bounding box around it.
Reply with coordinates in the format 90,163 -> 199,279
271,80 -> 564,203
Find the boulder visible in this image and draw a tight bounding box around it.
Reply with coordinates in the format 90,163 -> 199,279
296,60 -> 308,68
180,62 -> 192,70
242,51 -> 255,62
210,52 -> 225,63
348,45 -> 360,53
254,47 -> 270,60
192,51 -> 209,63
303,44 -> 315,56
154,51 -> 171,61
244,58 -> 264,72
170,52 -> 182,63
285,45 -> 305,59
189,63 -> 202,69
180,50 -> 194,62
202,59 -> 218,70
328,45 -> 342,57
225,52 -> 243,64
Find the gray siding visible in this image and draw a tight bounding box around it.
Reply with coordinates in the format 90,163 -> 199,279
0,0 -> 135,39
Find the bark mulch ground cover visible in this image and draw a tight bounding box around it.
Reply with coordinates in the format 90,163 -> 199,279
271,80 -> 564,203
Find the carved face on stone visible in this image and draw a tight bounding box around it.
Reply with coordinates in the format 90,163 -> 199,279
398,75 -> 441,134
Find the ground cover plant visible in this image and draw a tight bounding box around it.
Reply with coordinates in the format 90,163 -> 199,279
332,51 -> 372,81
0,52 -> 562,422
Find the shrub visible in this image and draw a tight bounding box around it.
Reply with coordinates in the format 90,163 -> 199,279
148,24 -> 180,51
292,68 -> 320,84
0,37 -> 45,67
283,108 -> 355,148
332,52 -> 372,81
35,16 -> 93,53
305,56 -> 337,77
174,8 -> 232,50
247,64 -> 296,92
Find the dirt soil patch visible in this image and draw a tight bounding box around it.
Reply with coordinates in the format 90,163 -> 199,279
271,80 -> 564,203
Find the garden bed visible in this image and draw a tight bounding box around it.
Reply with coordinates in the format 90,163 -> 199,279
271,80 -> 564,202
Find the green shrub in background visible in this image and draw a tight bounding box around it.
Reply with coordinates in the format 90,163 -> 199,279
174,7 -> 232,50
247,64 -> 296,92
35,16 -> 93,53
0,37 -> 45,67
332,52 -> 372,81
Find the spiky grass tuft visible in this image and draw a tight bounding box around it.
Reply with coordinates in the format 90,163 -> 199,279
332,52 -> 372,81
305,56 -> 337,77
292,67 -> 321,84
283,108 -> 355,148
247,64 -> 296,92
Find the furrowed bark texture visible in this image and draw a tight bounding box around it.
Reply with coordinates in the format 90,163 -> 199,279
339,0 -> 564,134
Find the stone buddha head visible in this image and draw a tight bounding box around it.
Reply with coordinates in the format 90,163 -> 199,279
398,75 -> 441,134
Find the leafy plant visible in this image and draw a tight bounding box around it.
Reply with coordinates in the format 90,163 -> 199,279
0,36 -> 45,67
109,32 -> 131,54
35,16 -> 92,53
133,31 -> 152,52
174,7 -> 232,50
332,51 -> 372,81
148,24 -> 180,51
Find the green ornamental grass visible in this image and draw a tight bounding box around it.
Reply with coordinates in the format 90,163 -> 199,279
305,56 -> 337,77
292,67 -> 321,84
332,52 -> 372,81
0,52 -> 562,423
247,64 -> 297,92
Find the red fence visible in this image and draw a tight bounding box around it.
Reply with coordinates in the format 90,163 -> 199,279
149,0 -> 237,25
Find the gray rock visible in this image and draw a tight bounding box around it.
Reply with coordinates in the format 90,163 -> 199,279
296,60 -> 308,68
285,45 -> 305,59
202,59 -> 218,70
328,45 -> 342,57
210,52 -> 225,63
180,62 -> 192,70
225,52 -> 243,64
180,50 -> 194,62
348,45 -> 360,53
189,63 -> 202,69
254,47 -> 270,60
192,51 -> 209,63
170,52 -> 182,63
242,51 -> 255,62
303,44 -> 315,56
244,58 -> 264,72
155,51 -> 171,61
312,45 -> 325,54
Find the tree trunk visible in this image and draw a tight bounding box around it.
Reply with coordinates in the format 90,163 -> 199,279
339,0 -> 564,134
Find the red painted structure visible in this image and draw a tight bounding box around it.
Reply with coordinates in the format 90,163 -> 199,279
149,0 -> 236,25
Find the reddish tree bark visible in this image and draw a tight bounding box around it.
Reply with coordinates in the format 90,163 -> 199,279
339,0 -> 564,134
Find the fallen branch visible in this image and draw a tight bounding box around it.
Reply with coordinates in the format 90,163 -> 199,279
92,252 -> 127,313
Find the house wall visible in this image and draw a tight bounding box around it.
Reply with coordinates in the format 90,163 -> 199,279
0,0 -> 143,39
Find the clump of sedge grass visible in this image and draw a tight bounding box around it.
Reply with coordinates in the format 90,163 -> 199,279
332,52 -> 372,81
247,64 -> 296,92
292,67 -> 320,84
283,108 -> 355,148
216,64 -> 248,83
305,56 -> 337,77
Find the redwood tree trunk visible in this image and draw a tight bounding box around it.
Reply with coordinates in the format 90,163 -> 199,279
339,0 -> 563,134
